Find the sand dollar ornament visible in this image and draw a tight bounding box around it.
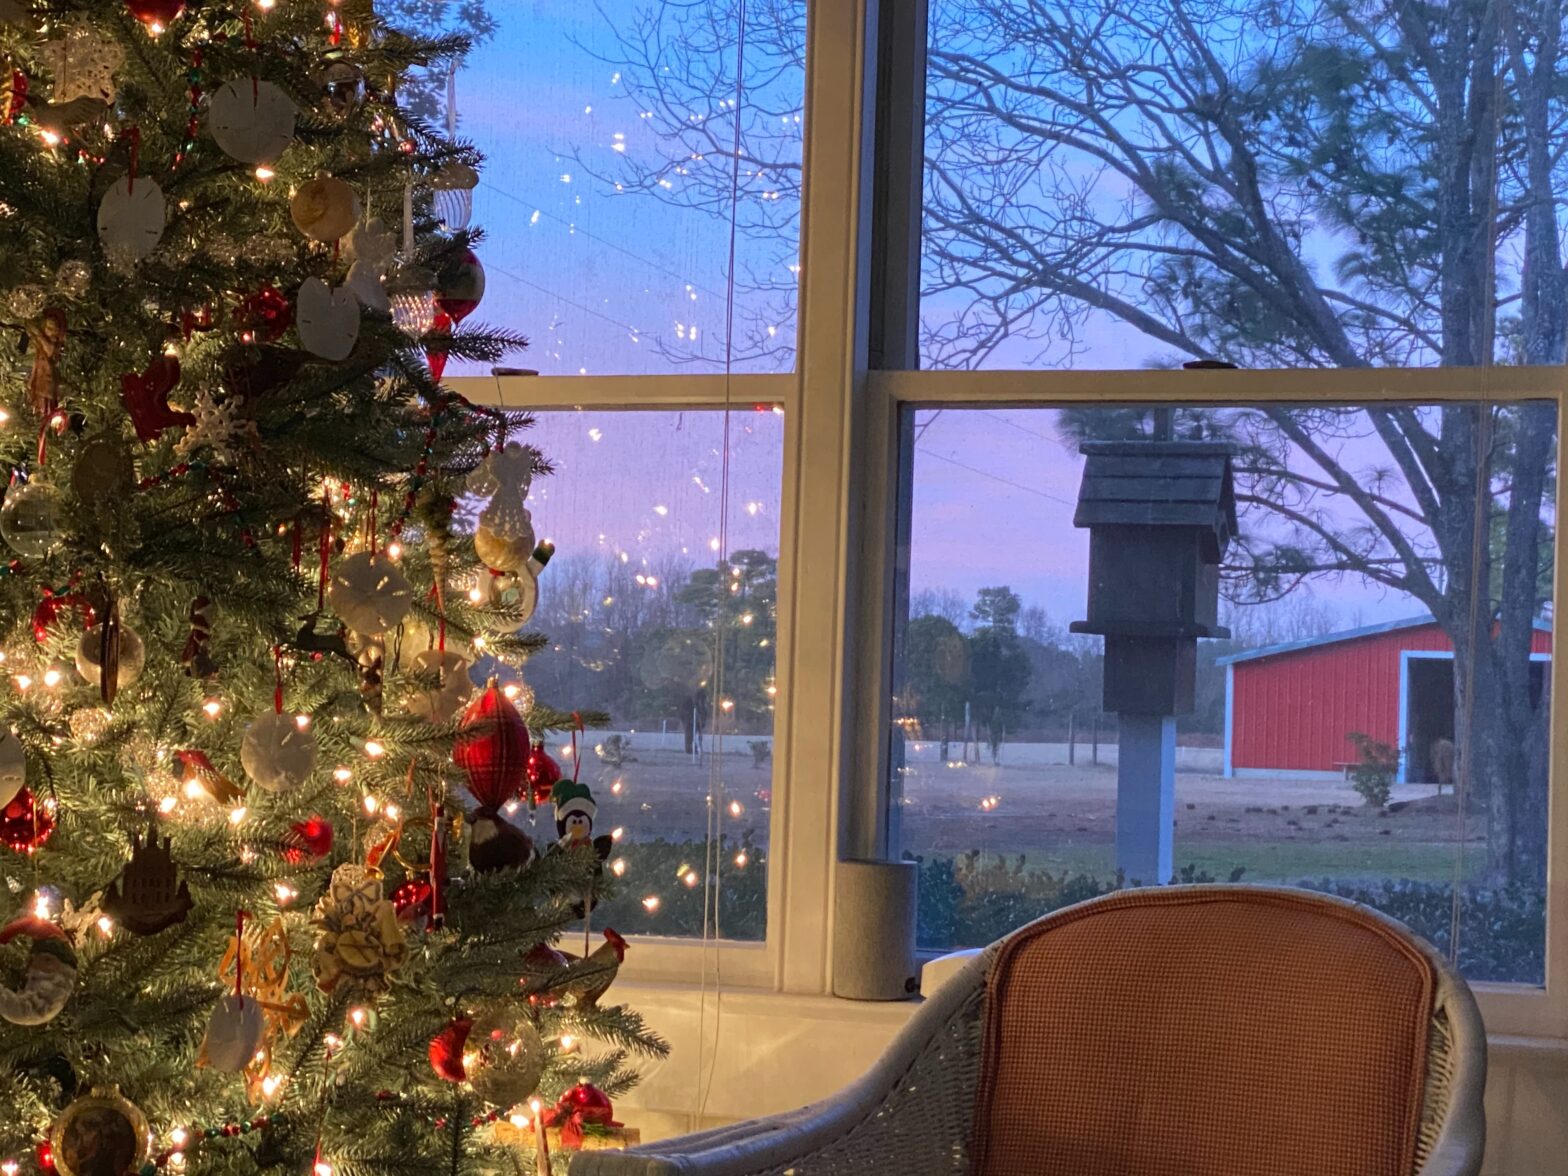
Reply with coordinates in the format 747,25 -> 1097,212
291,173 -> 361,242
407,648 -> 473,723
469,443 -> 538,572
1,479 -> 63,559
198,993 -> 265,1072
0,728 -> 24,809
209,79 -> 296,164
96,175 -> 164,265
296,277 -> 360,361
329,551 -> 413,635
0,915 -> 76,1025
49,1085 -> 150,1176
241,711 -> 318,793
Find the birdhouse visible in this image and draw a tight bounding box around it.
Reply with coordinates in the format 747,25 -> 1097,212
1071,441 -> 1237,715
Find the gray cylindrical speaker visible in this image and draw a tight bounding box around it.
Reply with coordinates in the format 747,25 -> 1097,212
833,859 -> 919,1001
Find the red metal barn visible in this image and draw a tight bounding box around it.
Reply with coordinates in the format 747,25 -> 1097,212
1221,615 -> 1552,782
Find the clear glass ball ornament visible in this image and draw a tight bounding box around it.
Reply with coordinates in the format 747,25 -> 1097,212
385,262 -> 437,340
54,260 -> 91,299
6,284 -> 47,320
0,480 -> 63,559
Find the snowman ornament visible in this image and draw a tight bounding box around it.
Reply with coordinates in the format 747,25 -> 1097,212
469,443 -> 538,573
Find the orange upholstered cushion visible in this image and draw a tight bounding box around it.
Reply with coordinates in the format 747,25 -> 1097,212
970,888 -> 1435,1176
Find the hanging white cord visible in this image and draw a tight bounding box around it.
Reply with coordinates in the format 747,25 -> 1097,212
695,0 -> 750,1126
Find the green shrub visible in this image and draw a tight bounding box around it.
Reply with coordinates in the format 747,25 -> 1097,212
1346,731 -> 1399,808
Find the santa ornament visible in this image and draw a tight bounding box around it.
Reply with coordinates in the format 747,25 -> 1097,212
453,679 -> 533,872
0,914 -> 76,1024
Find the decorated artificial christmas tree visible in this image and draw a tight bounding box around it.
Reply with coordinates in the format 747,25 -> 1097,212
0,2 -> 665,1172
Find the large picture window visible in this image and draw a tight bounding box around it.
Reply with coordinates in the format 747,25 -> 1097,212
468,406 -> 783,941
457,2 -> 805,376
890,400 -> 1555,985
921,0 -> 1566,371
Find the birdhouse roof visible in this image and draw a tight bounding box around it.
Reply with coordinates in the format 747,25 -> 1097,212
1073,441 -> 1238,556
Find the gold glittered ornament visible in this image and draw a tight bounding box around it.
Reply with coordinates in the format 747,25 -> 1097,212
49,1086 -> 151,1176
290,173 -> 361,242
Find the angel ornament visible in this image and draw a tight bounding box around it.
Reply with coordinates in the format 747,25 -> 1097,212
470,442 -> 539,573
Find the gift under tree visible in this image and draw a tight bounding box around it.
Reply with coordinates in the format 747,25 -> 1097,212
0,2 -> 665,1173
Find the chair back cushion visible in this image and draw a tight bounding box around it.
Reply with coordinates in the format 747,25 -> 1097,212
970,887 -> 1435,1176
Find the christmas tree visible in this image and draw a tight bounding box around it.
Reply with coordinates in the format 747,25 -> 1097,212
0,2 -> 666,1173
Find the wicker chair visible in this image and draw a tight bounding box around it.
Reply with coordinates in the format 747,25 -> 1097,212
570,886 -> 1486,1176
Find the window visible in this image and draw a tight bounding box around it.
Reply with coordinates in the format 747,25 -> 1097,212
889,401 -> 1555,985
921,0 -> 1566,370
457,2 -> 806,376
472,407 -> 784,941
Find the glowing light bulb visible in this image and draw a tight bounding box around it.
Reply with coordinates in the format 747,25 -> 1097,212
313,1163 -> 333,1176
333,766 -> 352,783
41,668 -> 61,689
39,129 -> 61,147
228,806 -> 247,825
559,1034 -> 577,1052
503,683 -> 520,700
14,675 -> 31,691
274,883 -> 297,904
202,698 -> 222,717
159,796 -> 178,814
323,1033 -> 343,1050
364,740 -> 386,758
468,586 -> 484,604
362,795 -> 379,816
611,826 -> 624,841
255,166 -> 275,181
641,895 -> 660,912
384,802 -> 401,822
295,714 -> 311,730
386,542 -> 402,561
683,870 -> 700,888
31,893 -> 50,919
735,851 -> 749,868
610,858 -> 627,877
97,915 -> 114,935
349,1007 -> 368,1028
261,1075 -> 283,1098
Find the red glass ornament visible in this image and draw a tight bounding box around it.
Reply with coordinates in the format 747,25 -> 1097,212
425,310 -> 451,382
32,590 -> 95,642
525,740 -> 562,808
36,1139 -> 54,1172
0,788 -> 53,853
390,877 -> 433,922
125,0 -> 186,28
453,680 -> 530,810
545,1081 -> 621,1147
435,249 -> 485,324
285,816 -> 334,862
428,1015 -> 472,1082
235,286 -> 293,343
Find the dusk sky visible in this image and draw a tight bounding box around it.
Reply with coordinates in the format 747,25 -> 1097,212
454,5 -> 1513,638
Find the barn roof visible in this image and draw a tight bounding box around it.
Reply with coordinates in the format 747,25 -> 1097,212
1217,613 -> 1554,666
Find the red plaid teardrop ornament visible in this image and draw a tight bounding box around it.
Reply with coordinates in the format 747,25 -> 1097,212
453,679 -> 530,809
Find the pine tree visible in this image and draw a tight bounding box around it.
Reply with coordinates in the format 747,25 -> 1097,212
0,2 -> 666,1173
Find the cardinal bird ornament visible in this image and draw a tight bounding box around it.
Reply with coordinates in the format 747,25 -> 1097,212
453,679 -> 534,872
120,355 -> 194,443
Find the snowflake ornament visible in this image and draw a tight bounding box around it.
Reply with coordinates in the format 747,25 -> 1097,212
42,20 -> 123,104
176,391 -> 258,465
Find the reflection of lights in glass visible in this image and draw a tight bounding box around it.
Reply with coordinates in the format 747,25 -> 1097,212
611,858 -> 627,877
734,851 -> 749,868
979,796 -> 1001,812
642,895 -> 660,911
683,870 -> 700,888
728,800 -> 743,816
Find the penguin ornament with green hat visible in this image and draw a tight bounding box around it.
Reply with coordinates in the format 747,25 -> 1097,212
552,778 -> 613,858
551,778 -> 614,919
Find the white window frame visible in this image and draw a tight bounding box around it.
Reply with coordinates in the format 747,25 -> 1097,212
455,0 -> 1568,1049
853,364 -> 1568,1040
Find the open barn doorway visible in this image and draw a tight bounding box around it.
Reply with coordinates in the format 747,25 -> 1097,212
1400,653 -> 1549,785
